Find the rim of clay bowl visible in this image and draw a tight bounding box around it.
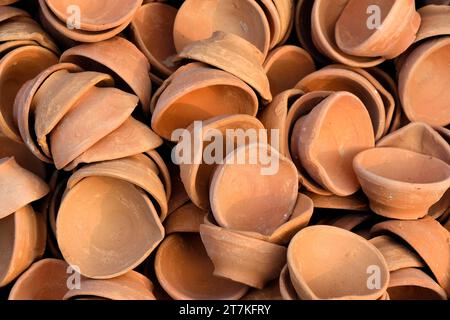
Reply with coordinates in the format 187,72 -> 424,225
258,0 -> 282,49
0,6 -> 30,23
279,264 -> 299,300
415,5 -> 450,43
163,202 -> 207,235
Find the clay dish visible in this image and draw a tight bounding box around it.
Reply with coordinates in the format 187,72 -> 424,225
263,45 -> 315,97
164,202 -> 206,235
151,64 -> 258,141
371,217 -> 450,295
65,117 -> 163,171
33,70 -> 114,157
279,265 -> 299,300
45,0 -> 142,32
179,114 -> 265,210
377,122 -> 450,164
388,268 -> 447,300
130,3 -> 178,77
146,150 -> 172,200
155,233 -> 248,299
415,5 -> 450,42
0,157 -> 49,219
66,156 -> 168,221
354,147 -> 450,219
14,63 -> 82,163
50,87 -> 138,169
311,0 -> 385,67
57,176 -> 164,279
200,223 -> 287,289
178,32 -> 272,101
258,0 -> 282,49
0,45 -> 57,141
0,6 -> 29,23
298,91 -> 375,196
272,0 -> 294,44
173,0 -> 270,57
288,225 -> 389,300
210,143 -> 298,236
0,135 -> 47,179
399,36 -> 450,127
296,67 -> 386,140
64,271 -> 156,300
9,259 -> 69,300
60,37 -> 152,115
335,0 -> 420,59
0,205 -> 46,287
305,191 -> 369,211
0,40 -> 40,58
369,236 -> 425,272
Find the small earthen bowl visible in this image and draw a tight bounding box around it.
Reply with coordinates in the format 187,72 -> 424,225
353,147 -> 450,219
155,233 -> 248,300
9,259 -> 69,300
279,265 -> 299,300
415,5 -> 450,43
297,91 -> 375,196
287,225 -> 389,300
399,36 -> 450,127
56,176 -> 165,279
164,202 -> 207,235
210,143 -> 298,236
173,0 -> 270,58
259,0 -> 282,49
305,191 -> 369,211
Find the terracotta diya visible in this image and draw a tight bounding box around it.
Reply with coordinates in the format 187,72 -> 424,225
415,5 -> 450,43
354,147 -> 450,219
164,202 -> 206,235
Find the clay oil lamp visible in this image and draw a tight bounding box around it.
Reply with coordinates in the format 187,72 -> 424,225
9,259 -> 69,300
371,217 -> 450,296
311,0 -> 385,67
335,0 -> 421,59
305,191 -> 369,211
146,149 -> 172,200
209,143 -> 298,236
258,0 -> 282,49
263,45 -> 316,97
60,37 -> 152,115
241,280 -> 283,300
296,67 -> 386,140
272,0 -> 294,45
387,268 -> 447,300
155,233 -> 248,300
173,0 -> 270,58
200,223 -> 287,289
279,265 -> 299,300
399,36 -> 450,127
178,32 -> 272,102
178,114 -> 265,210
326,212 -> 373,233
369,235 -> 425,272
164,202 -> 207,235
151,63 -> 258,141
64,271 -> 156,300
167,168 -> 190,215
287,225 -> 389,300
0,45 -> 58,141
353,147 -> 450,219
130,2 -> 178,78
415,5 -> 450,43
56,176 -> 165,279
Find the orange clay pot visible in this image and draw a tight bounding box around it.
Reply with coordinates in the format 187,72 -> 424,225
415,5 -> 450,43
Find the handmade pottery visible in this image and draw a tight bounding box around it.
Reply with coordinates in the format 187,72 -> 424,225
164,202 -> 206,235
0,6 -> 29,23
130,3 -> 178,77
335,0 -> 421,59
173,0 -> 270,58
146,150 -> 172,200
210,143 -> 298,236
0,45 -> 57,141
353,147 -> 450,219
155,233 -> 248,300
415,5 -> 450,43
9,259 -> 69,300
45,0 -> 142,32
200,223 -> 287,289
263,45 -> 315,97
305,191 -> 369,211
287,225 -> 389,300
178,32 -> 272,101
371,216 -> 450,295
399,37 -> 450,127
0,157 -> 49,219
179,114 -> 265,210
327,212 -> 373,232
241,280 -> 283,300
279,265 -> 299,300
57,176 -> 165,279
60,37 -> 152,115
388,268 -> 447,300
272,0 -> 294,45
297,91 -> 374,196
258,0 -> 282,49
296,67 -> 386,140
151,63 -> 258,141
369,235 -> 425,271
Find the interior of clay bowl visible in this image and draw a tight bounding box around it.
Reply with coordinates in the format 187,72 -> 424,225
0,212 -> 15,283
57,176 -> 163,278
288,226 -> 388,299
155,233 -> 247,300
354,148 -> 450,184
45,0 -> 142,31
401,38 -> 450,127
